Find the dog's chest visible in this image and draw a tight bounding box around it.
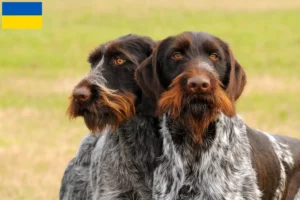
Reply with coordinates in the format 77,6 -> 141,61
176,146 -> 250,200
153,114 -> 261,200
93,116 -> 161,199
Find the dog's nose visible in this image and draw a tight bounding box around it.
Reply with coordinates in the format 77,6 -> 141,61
187,76 -> 211,93
73,86 -> 91,102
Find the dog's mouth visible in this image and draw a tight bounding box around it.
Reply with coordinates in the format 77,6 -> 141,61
67,98 -> 111,116
82,105 -> 111,116
67,86 -> 136,133
182,94 -> 214,117
185,93 -> 214,105
81,106 -> 111,119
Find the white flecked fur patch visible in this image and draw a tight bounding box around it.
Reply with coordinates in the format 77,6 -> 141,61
261,131 -> 294,200
153,113 -> 262,200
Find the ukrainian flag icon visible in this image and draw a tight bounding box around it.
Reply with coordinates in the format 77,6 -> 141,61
2,2 -> 42,29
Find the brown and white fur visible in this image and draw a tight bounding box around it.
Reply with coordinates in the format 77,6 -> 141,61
135,31 -> 300,200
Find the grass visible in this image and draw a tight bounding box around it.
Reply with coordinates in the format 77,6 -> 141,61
0,0 -> 300,199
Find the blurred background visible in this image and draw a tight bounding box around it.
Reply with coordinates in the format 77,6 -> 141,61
0,0 -> 300,199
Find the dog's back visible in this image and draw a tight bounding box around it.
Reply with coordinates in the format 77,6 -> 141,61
247,126 -> 300,200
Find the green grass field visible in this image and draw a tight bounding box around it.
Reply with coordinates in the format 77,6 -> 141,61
0,0 -> 300,199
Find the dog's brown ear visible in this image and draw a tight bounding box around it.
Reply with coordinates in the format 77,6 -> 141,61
135,51 -> 164,101
225,47 -> 247,102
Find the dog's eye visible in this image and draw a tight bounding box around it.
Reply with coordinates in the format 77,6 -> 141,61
113,58 -> 126,66
172,52 -> 183,60
209,53 -> 219,61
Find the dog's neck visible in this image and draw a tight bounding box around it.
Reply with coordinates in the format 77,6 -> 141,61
162,113 -> 244,163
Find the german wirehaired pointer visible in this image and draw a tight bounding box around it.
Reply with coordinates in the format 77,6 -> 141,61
60,34 -> 161,200
136,31 -> 300,200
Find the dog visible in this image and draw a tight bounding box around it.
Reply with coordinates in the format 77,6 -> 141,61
60,34 -> 161,200
135,31 -> 300,200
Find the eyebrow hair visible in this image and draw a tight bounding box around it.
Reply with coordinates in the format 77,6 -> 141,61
171,33 -> 192,51
202,40 -> 221,53
105,40 -> 121,53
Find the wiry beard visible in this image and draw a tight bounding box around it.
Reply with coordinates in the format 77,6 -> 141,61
67,86 -> 136,133
157,74 -> 235,143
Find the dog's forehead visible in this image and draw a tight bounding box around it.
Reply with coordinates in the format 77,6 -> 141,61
104,35 -> 146,52
170,32 -> 221,51
191,32 -> 221,49
102,40 -> 121,53
192,32 -> 215,40
172,32 -> 192,48
105,38 -> 141,55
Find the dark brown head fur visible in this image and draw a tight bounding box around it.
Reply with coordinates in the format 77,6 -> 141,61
67,34 -> 155,133
136,31 -> 246,142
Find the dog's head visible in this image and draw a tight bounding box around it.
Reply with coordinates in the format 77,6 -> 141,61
136,31 -> 246,142
67,34 -> 155,133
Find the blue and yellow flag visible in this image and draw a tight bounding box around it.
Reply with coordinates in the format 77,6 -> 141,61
2,2 -> 42,29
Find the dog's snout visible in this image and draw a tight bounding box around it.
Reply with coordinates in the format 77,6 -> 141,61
73,86 -> 91,102
187,76 -> 211,93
